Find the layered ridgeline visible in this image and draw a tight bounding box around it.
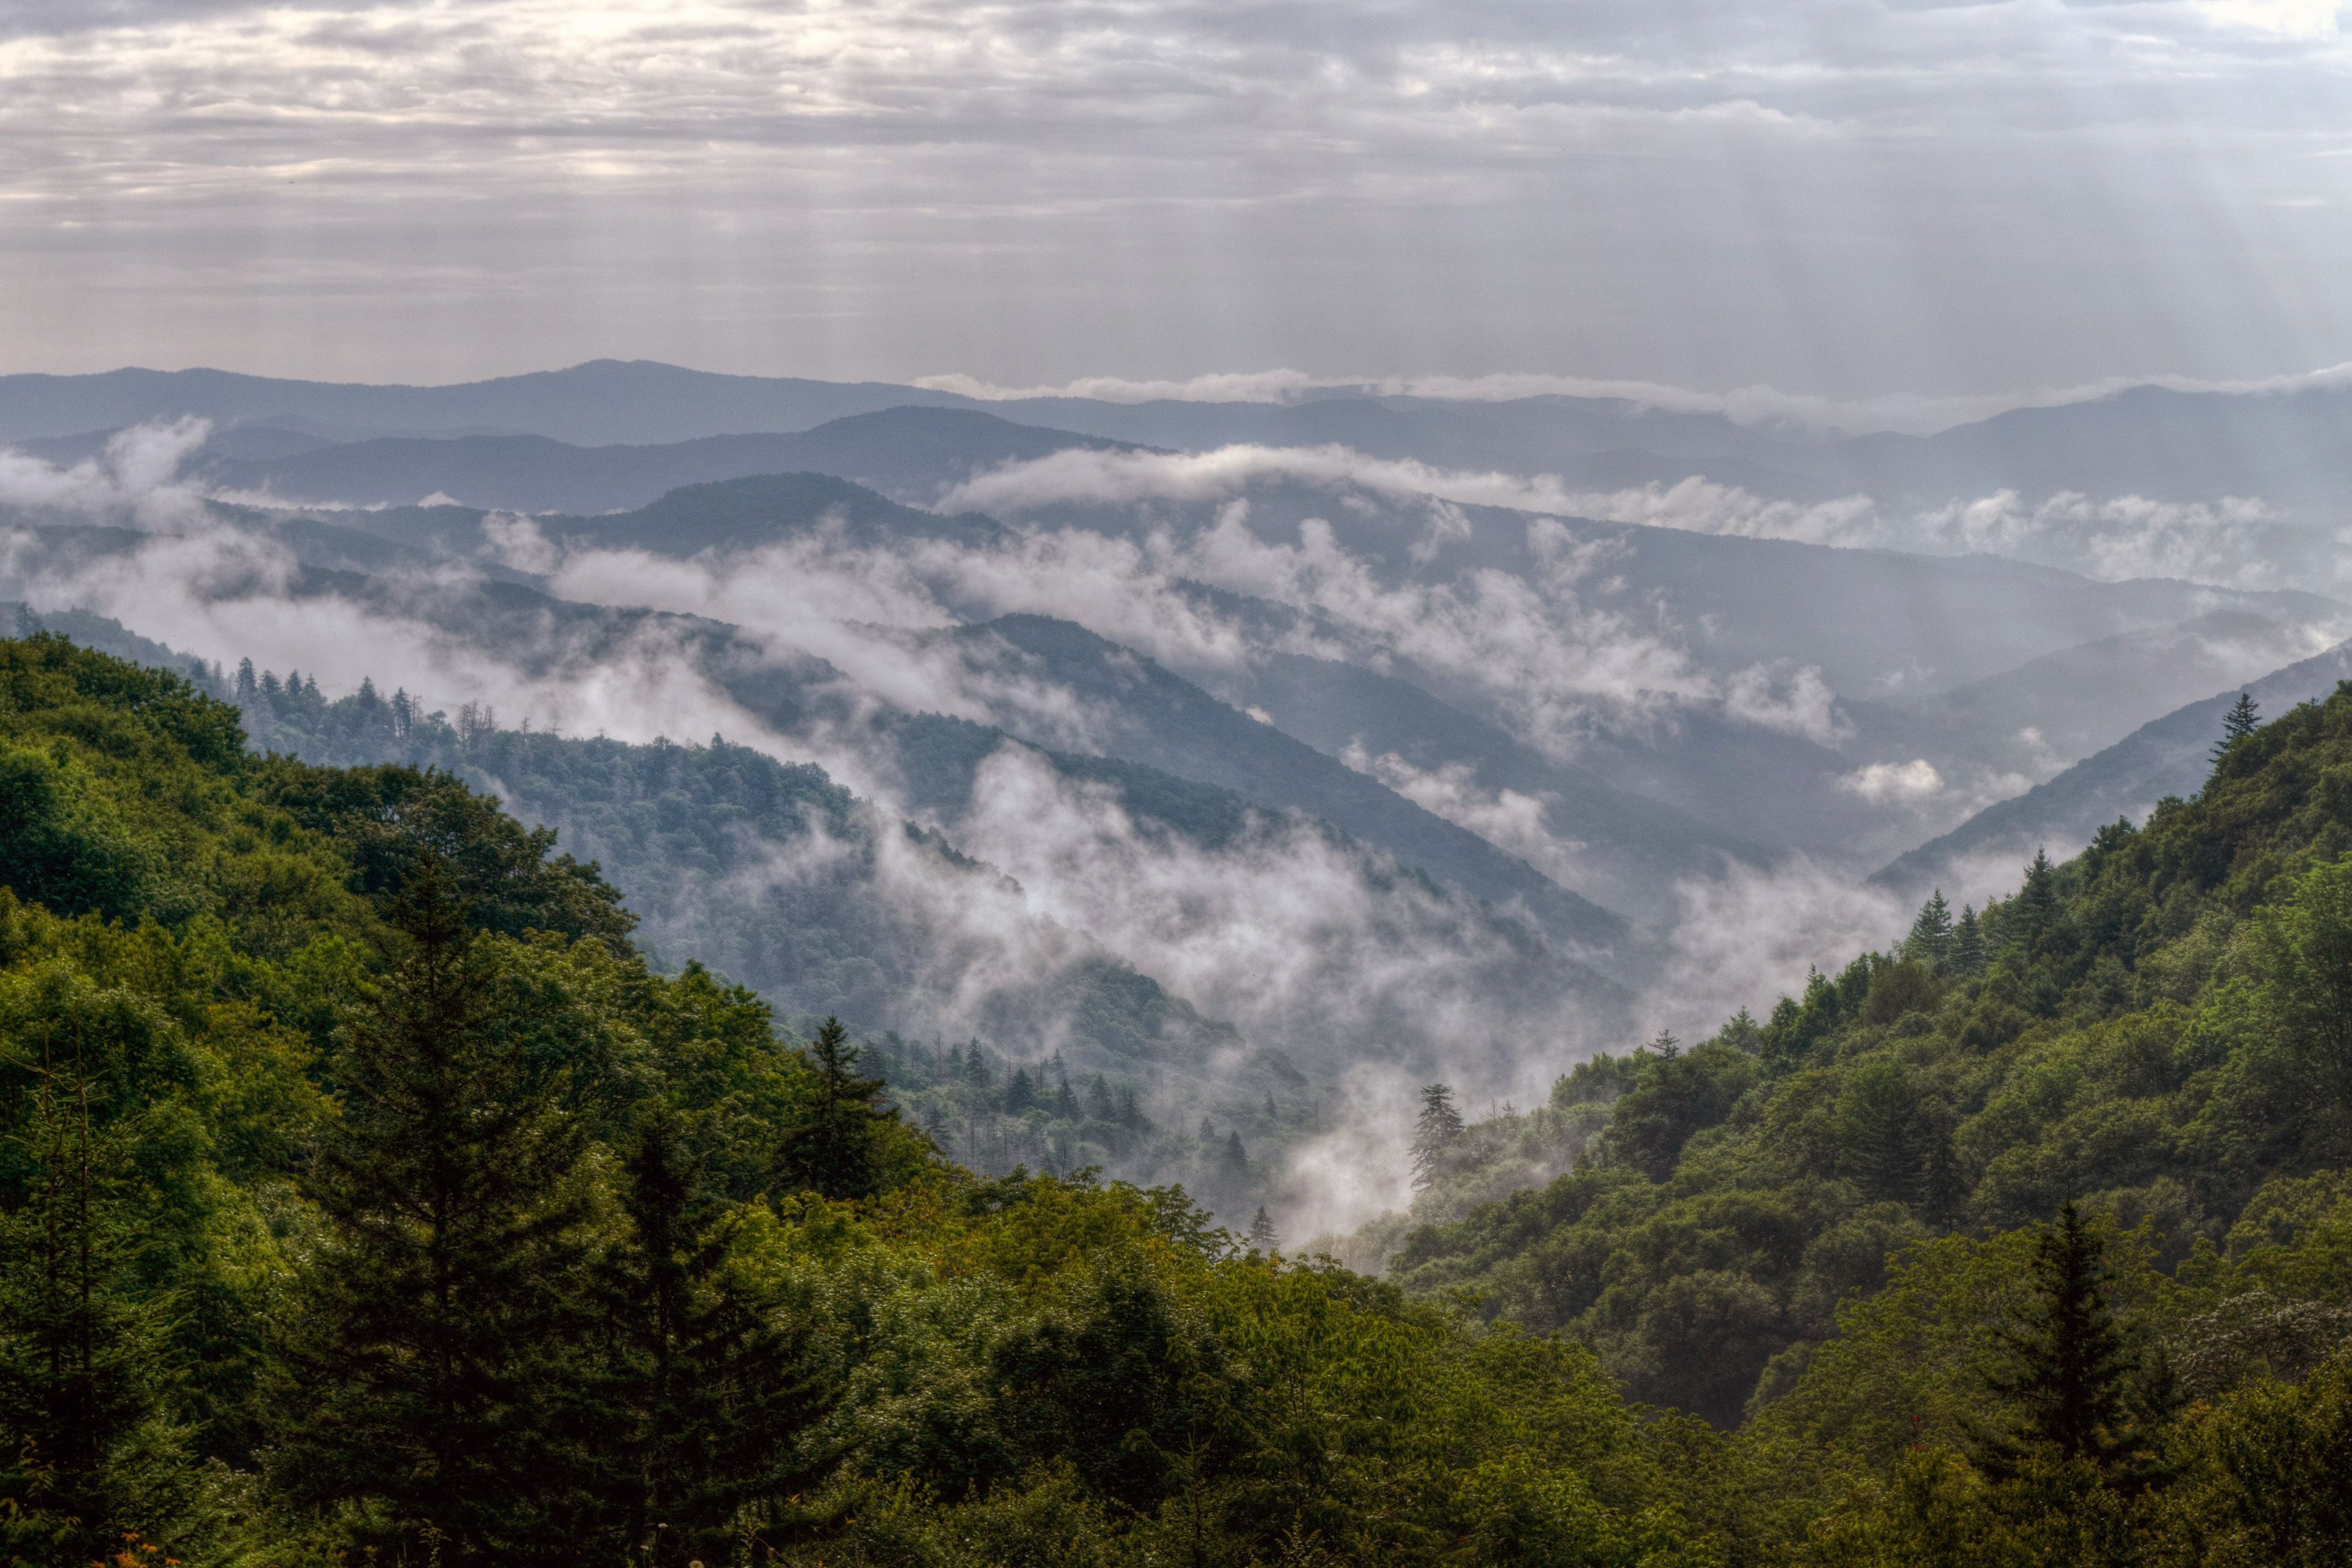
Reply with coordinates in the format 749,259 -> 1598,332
0,628 -> 1664,1567
7,641 -> 2352,1566
225,659 -> 1326,1207
0,597 -> 1332,1207
1356,681 -> 2352,1501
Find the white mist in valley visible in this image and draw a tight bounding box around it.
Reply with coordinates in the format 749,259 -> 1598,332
5,413 -> 2325,1249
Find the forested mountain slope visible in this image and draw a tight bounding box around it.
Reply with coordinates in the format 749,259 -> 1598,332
1378,678 -> 2352,1449
5,632 -> 2351,1567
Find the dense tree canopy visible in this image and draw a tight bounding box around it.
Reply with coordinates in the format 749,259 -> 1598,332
3,633 -> 2350,1567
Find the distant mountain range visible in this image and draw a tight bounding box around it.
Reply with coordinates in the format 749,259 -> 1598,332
10,358 -> 2351,516
12,358 -> 2352,1061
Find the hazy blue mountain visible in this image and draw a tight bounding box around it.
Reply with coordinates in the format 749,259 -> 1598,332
1874,638 -> 2352,896
6,510 -> 1633,1002
291,466 -> 2347,876
545,469 -> 1005,552
0,360 -> 973,445
1819,380 -> 2352,508
925,614 -> 1630,954
14,423 -> 342,467
1849,610 -> 2333,782
238,675 -> 1245,1068
13,361 -> 2352,523
195,407 -> 1128,512
996,478 -> 2342,699
914,391 -> 1811,473
1233,649 -> 1772,924
3,472 -> 1635,956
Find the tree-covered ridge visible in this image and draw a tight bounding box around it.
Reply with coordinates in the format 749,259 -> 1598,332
1382,684 -> 2352,1426
6,633 -> 2352,1568
0,631 -> 1741,1567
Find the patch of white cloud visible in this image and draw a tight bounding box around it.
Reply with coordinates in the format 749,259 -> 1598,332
1838,758 -> 1945,804
1339,742 -> 1584,886
0,420 -> 215,530
1644,857 -> 1907,1042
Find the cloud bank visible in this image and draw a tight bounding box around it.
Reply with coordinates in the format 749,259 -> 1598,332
4,0 -> 2349,402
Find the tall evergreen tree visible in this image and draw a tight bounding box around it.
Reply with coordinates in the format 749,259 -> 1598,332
1904,890 -> 1954,971
0,1023 -> 165,1557
1246,1207 -> 1280,1254
2212,691 -> 2261,766
776,1018 -> 899,1200
1835,1058 -> 1924,1206
270,858 -> 602,1566
1951,903 -> 1986,974
2009,850 -> 2060,953
1411,1083 -> 1464,1190
1970,1202 -> 2168,1487
601,1109 -> 831,1567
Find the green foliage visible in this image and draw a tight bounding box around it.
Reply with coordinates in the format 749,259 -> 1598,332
1381,679 -> 2352,1457
0,637 -> 1730,1566
9,633 -> 2352,1568
1967,1203 -> 2170,1486
1411,1080 -> 1464,1189
266,861 -> 611,1564
778,1018 -> 922,1200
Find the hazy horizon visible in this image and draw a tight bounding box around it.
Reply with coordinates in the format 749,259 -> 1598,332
7,1 -> 2349,401
8,353 -> 2352,440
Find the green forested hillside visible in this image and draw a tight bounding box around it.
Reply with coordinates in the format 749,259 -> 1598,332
4,633 -> 2350,1568
1371,687 -> 2352,1531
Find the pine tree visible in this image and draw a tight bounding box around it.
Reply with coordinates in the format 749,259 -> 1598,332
269,858 -> 601,1564
1411,1083 -> 1464,1190
0,1028 -> 164,1556
1053,1077 -> 1079,1121
1220,1130 -> 1249,1177
1836,1058 -> 1923,1205
2010,849 -> 2059,952
1005,1066 -> 1037,1115
603,1109 -> 831,1566
1970,1202 -> 2168,1487
2211,691 -> 2261,766
1952,903 -> 1986,974
1905,889 -> 1955,971
777,1018 -> 898,1200
1246,1207 -> 1280,1254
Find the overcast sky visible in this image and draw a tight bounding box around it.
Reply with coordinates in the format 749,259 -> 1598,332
2,0 -> 2348,403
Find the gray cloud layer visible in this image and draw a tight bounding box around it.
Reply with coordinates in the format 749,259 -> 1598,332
2,1 -> 2347,397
